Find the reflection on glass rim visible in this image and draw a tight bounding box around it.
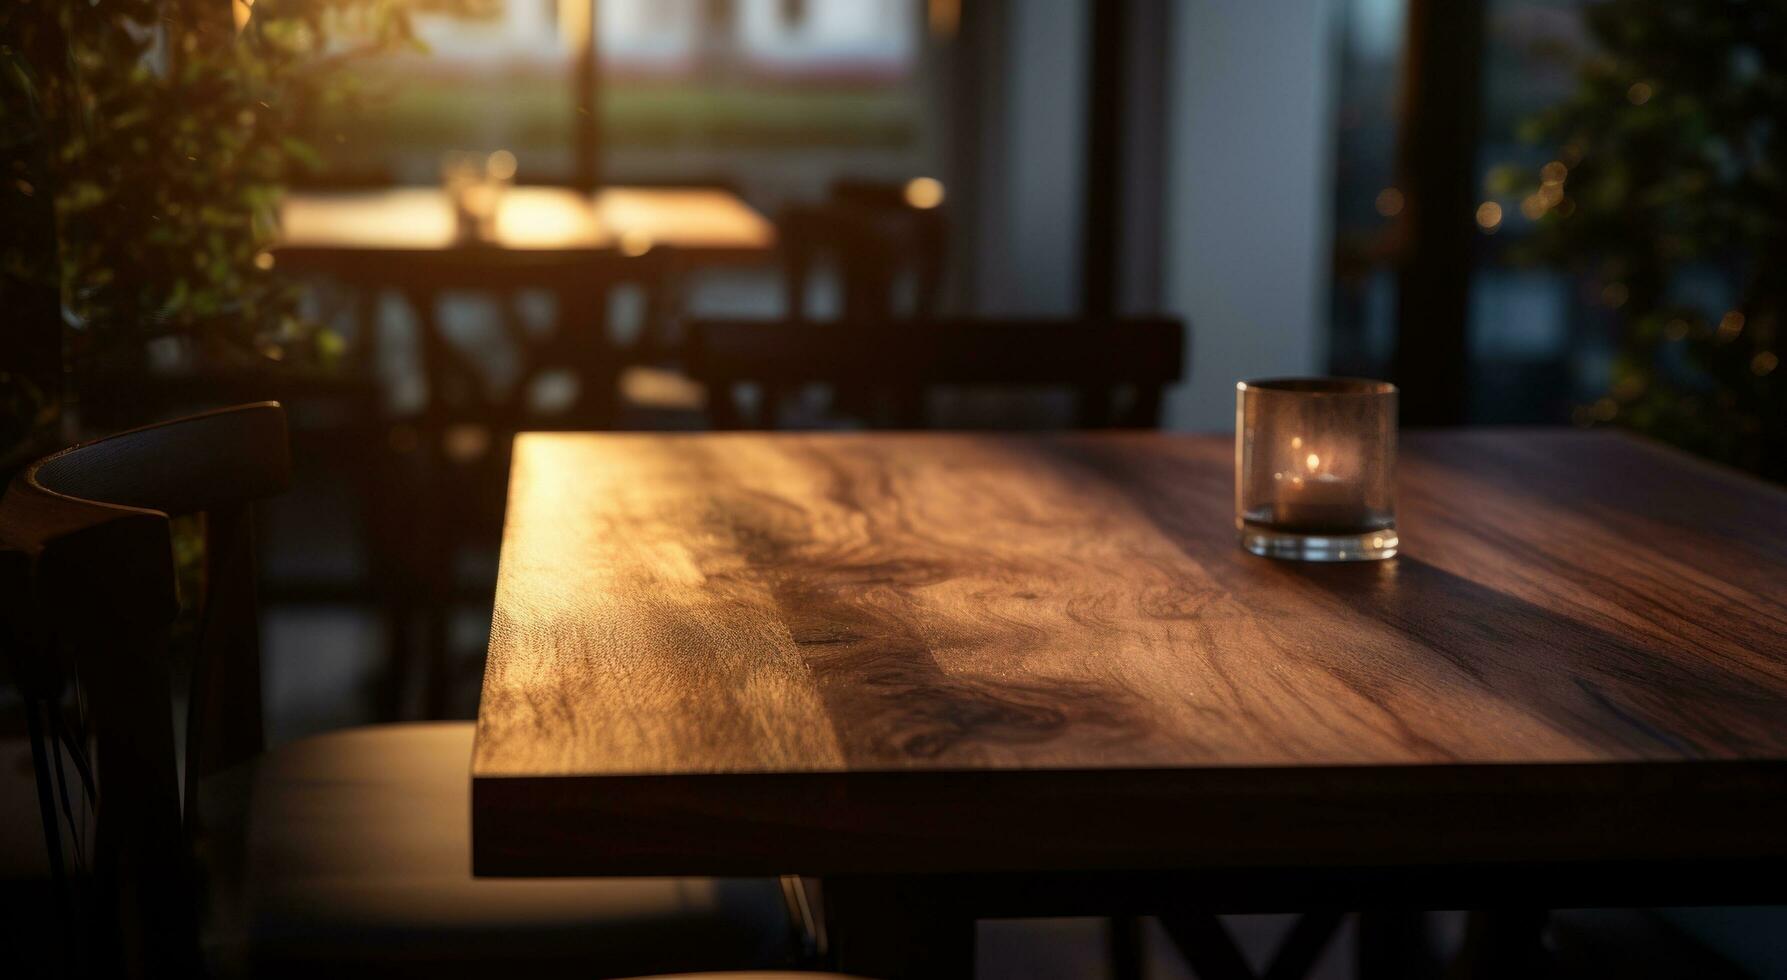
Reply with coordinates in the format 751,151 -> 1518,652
1237,377 -> 1397,396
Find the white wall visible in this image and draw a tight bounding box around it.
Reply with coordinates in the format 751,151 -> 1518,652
1162,0 -> 1336,431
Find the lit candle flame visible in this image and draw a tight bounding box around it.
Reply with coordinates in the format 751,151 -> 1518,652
1306,453 -> 1320,471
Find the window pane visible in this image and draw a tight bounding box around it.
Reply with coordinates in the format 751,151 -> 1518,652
599,0 -> 935,198
1466,0 -> 1594,422
313,1 -> 579,183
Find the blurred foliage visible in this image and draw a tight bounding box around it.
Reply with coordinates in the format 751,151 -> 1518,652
1,0 -> 423,435
416,0 -> 505,18
1,1 -> 69,457
1513,0 -> 1784,481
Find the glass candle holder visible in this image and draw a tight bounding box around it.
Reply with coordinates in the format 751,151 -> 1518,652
1236,378 -> 1398,561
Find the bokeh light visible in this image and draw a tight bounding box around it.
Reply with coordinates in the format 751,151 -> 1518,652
904,176 -> 946,209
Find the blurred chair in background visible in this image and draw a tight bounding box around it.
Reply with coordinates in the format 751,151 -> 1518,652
785,179 -> 950,326
618,177 -> 952,430
65,321 -> 425,723
691,316 -> 1185,431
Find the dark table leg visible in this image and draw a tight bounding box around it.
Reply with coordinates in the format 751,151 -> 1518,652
558,276 -> 618,429
823,876 -> 977,980
1159,912 -> 1257,980
1108,915 -> 1145,980
403,285 -> 465,718
1357,909 -> 1440,980
1450,909 -> 1550,980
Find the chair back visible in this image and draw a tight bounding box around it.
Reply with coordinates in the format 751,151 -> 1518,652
780,182 -> 949,326
688,316 -> 1185,429
0,402 -> 290,976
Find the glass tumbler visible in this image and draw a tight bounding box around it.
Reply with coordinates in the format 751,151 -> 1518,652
1236,378 -> 1398,561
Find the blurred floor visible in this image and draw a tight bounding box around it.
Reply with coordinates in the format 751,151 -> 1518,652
977,916 -> 1357,980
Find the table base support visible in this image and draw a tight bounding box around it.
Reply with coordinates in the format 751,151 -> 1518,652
822,876 -> 976,980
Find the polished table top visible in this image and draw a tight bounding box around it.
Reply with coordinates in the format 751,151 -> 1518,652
274,185 -> 775,259
472,430 -> 1787,878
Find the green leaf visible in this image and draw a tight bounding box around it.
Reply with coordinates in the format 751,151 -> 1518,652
279,135 -> 323,171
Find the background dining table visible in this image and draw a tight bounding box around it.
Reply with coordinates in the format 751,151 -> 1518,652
470,429 -> 1787,978
274,185 -> 776,270
271,185 -> 777,425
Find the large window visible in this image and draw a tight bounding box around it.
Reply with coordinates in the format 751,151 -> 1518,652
1326,0 -> 1406,382
316,1 -> 581,182
1466,1 -> 1596,423
311,0 -> 936,199
1328,0 -> 1597,423
601,0 -> 930,196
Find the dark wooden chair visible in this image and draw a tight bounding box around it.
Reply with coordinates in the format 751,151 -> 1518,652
782,184 -> 949,327
0,403 -> 828,978
826,179 -> 949,308
688,316 -> 1186,430
71,354 -> 430,722
616,178 -> 951,430
704,181 -> 948,428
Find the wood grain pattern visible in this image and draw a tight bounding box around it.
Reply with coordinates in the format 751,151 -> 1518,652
472,431 -> 1787,877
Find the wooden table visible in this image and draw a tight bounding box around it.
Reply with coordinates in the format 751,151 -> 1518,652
272,185 -> 777,420
472,430 -> 1787,974
274,185 -> 776,272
